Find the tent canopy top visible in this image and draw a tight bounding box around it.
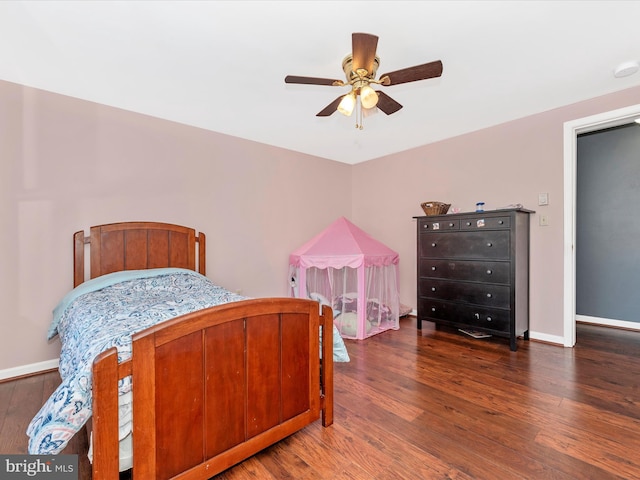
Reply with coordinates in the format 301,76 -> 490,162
289,217 -> 399,269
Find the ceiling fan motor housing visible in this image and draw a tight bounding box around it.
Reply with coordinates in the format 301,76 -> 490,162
342,54 -> 380,82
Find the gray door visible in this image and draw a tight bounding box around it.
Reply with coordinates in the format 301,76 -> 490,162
576,123 -> 640,323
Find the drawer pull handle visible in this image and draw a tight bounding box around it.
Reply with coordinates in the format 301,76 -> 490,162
486,269 -> 492,275
474,313 -> 480,319
449,223 -> 454,227
486,293 -> 492,298
498,220 -> 504,225
431,287 -> 436,292
431,307 -> 436,312
487,316 -> 493,322
487,242 -> 493,247
432,266 -> 437,271
431,242 -> 437,247
466,222 -> 472,226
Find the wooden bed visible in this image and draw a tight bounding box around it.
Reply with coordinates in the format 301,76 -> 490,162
71,222 -> 333,480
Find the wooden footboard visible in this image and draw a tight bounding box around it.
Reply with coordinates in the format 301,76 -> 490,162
92,298 -> 333,480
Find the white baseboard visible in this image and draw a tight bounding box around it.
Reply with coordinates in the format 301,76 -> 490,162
576,314 -> 640,331
528,331 -> 565,346
0,359 -> 59,381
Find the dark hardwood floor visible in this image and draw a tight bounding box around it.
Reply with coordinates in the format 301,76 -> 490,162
2,317 -> 640,479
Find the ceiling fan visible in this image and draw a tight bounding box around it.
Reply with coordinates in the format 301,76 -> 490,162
284,32 -> 443,127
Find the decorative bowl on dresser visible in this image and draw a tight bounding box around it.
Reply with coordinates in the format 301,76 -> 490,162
415,208 -> 534,351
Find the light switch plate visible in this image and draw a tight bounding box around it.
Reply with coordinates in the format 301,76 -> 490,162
538,192 -> 549,206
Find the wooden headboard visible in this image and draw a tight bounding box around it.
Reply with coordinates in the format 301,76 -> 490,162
73,222 -> 206,287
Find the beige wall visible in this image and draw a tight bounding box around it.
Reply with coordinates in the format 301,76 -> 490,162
0,80 -> 352,373
2,78 -> 640,375
352,85 -> 640,341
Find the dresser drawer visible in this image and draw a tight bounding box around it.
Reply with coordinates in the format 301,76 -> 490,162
455,304 -> 510,333
418,259 -> 510,284
419,278 -> 511,308
418,298 -> 510,333
460,216 -> 510,230
419,231 -> 510,260
419,218 -> 459,231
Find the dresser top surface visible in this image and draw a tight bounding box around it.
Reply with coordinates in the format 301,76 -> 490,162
414,207 -> 535,220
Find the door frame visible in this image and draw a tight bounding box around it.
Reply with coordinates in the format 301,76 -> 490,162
563,103 -> 640,347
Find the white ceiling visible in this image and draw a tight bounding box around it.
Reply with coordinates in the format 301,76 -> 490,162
1,1 -> 639,165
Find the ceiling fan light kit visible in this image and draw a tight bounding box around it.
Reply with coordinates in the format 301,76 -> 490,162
285,32 -> 443,129
360,85 -> 379,109
337,92 -> 357,116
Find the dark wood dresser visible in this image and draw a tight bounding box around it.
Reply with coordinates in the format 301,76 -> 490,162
416,208 -> 534,351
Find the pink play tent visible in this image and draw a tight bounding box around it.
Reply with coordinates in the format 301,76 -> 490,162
289,217 -> 400,340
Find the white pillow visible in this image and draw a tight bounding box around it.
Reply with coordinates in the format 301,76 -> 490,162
309,292 -> 331,307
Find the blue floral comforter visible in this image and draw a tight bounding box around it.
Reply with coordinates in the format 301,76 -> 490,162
27,268 -> 246,455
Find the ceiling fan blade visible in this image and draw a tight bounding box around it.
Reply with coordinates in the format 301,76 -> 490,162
380,60 -> 443,86
285,75 -> 344,86
375,91 -> 403,115
351,32 -> 379,75
316,96 -> 345,117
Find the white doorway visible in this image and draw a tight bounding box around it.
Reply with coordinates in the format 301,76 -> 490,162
563,103 -> 640,347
